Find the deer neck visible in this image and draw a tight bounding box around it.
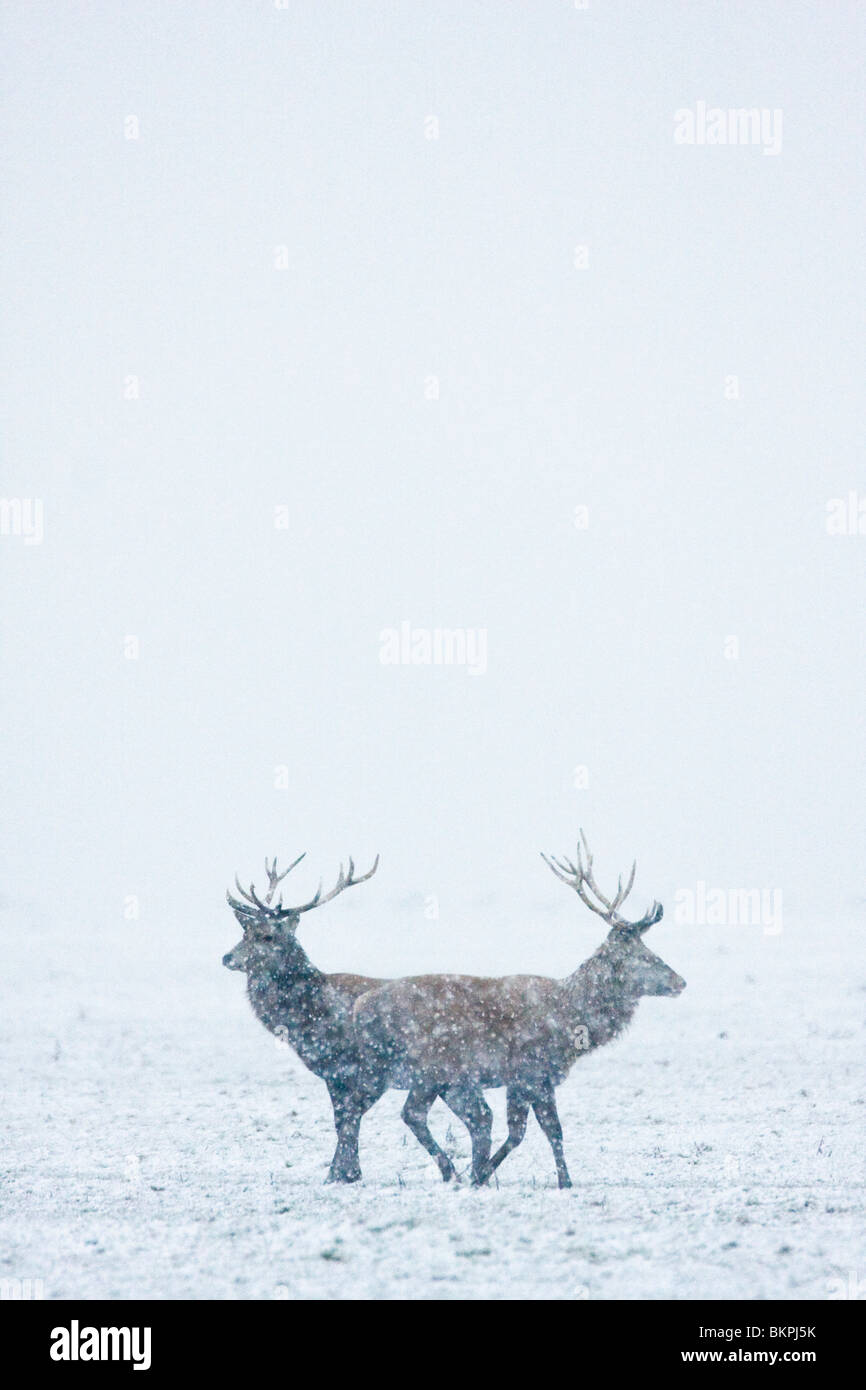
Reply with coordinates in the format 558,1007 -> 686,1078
565,947 -> 641,1050
246,943 -> 325,1026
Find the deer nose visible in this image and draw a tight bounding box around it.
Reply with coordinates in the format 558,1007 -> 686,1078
222,951 -> 236,969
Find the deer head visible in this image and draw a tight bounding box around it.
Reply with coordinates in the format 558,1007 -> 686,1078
223,853 -> 380,975
542,830 -> 685,998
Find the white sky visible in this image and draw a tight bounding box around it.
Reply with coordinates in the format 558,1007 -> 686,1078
1,1 -> 863,969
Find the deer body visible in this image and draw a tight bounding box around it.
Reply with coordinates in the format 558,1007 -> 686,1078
355,957 -> 644,1090
353,834 -> 685,1188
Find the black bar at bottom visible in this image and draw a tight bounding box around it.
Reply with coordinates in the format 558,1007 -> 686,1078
5,1298 -> 858,1376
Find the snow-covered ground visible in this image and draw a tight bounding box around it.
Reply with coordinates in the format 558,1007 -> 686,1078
2,900 -> 863,1300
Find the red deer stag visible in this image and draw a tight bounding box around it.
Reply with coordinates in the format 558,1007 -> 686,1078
223,855 -> 493,1183
352,832 -> 685,1188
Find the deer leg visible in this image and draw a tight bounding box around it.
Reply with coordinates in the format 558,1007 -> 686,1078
327,1093 -> 362,1184
531,1087 -> 572,1189
401,1086 -> 456,1181
325,1078 -> 382,1184
477,1089 -> 530,1184
443,1085 -> 493,1186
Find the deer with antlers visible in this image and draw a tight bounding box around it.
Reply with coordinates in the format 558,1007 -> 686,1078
223,854 -> 493,1184
352,833 -> 686,1188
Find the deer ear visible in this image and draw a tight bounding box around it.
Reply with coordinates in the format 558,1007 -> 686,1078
226,891 -> 258,930
637,903 -> 664,934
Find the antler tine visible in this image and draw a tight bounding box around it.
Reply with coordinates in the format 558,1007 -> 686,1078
232,873 -> 260,909
355,852 -> 380,882
610,859 -> 637,912
554,854 -> 579,876
248,880 -> 274,912
576,832 -> 615,912
295,853 -> 380,913
341,852 -> 380,888
310,860 -> 349,910
541,852 -> 576,886
623,859 -> 637,902
542,853 -> 604,922
575,835 -> 605,909
577,832 -> 632,917
263,851 -> 306,902
263,859 -> 280,904
265,845 -> 307,878
226,887 -> 259,918
579,829 -> 593,871
233,875 -> 274,913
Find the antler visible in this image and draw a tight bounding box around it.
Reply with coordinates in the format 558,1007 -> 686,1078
226,853 -> 380,921
291,855 -> 381,915
227,852 -> 307,918
541,830 -> 662,932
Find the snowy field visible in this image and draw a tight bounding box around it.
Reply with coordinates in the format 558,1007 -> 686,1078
2,899 -> 863,1302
